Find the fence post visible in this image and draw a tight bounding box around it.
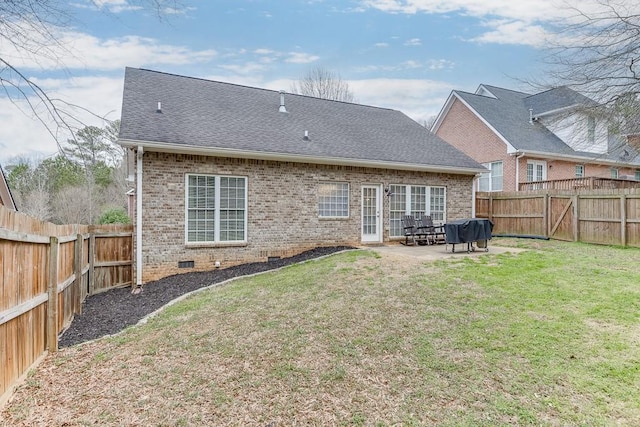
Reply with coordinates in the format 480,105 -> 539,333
47,236 -> 59,353
544,193 -> 550,238
621,195 -> 627,246
88,233 -> 96,295
572,195 -> 579,242
75,233 -> 83,314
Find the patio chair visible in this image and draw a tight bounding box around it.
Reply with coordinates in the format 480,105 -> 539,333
417,215 -> 446,245
400,215 -> 428,245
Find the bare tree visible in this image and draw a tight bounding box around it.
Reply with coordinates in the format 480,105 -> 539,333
290,67 -> 356,102
540,1 -> 640,125
0,1 -> 182,152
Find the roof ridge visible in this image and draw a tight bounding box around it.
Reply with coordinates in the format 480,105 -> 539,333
129,67 -> 395,113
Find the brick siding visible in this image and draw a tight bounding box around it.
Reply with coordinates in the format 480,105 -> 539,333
436,98 -> 640,190
135,152 -> 474,282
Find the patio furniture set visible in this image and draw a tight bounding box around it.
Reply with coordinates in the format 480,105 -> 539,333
401,215 -> 493,253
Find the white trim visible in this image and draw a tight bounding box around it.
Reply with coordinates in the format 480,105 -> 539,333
526,159 -> 547,182
361,184 -> 382,243
184,173 -> 248,245
521,149 -> 639,167
318,181 -> 350,218
136,146 -> 143,286
118,138 -> 486,175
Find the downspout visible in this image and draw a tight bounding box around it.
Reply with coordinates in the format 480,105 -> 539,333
136,146 -> 144,288
472,175 -> 478,217
514,151 -> 525,191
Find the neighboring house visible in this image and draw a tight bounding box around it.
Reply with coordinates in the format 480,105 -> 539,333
118,68 -> 485,283
0,164 -> 17,211
432,84 -> 640,192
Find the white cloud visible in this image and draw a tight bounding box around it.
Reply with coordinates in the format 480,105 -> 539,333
0,27 -> 217,71
285,52 -> 320,64
350,78 -> 453,122
427,59 -> 455,70
0,76 -> 124,163
359,0 -> 613,47
84,0 -> 142,13
404,38 -> 422,46
470,20 -> 549,46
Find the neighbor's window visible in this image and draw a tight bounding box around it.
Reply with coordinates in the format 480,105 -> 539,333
526,160 -> 546,182
575,164 -> 584,178
635,170 -> 640,181
389,184 -> 446,237
186,174 -> 247,243
318,182 -> 349,218
610,168 -> 619,179
478,161 -> 503,192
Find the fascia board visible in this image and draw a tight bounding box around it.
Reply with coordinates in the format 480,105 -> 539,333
430,91 -> 455,133
533,104 -> 580,119
118,138 -> 487,175
522,149 -> 640,167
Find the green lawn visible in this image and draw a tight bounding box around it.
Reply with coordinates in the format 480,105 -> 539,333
3,239 -> 640,426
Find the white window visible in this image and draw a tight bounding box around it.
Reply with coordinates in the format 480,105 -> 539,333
526,160 -> 547,182
389,185 -> 446,237
185,174 -> 247,243
318,182 -> 349,218
610,168 -> 619,179
575,164 -> 584,178
478,161 -> 503,192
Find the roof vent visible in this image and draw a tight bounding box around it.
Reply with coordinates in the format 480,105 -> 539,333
156,101 -> 162,113
303,130 -> 310,141
279,90 -> 287,113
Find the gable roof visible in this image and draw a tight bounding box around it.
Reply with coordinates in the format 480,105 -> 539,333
0,164 -> 17,211
432,84 -> 640,166
119,68 -> 484,174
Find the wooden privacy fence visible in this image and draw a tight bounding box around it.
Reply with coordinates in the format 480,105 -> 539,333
0,206 -> 133,406
476,188 -> 640,247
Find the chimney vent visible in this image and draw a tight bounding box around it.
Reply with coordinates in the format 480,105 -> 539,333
156,101 -> 162,113
303,130 -> 310,141
279,90 -> 287,113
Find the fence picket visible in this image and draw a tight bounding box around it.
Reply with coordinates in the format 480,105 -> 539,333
0,205 -> 132,407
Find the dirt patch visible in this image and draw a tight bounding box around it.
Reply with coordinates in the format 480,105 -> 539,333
59,246 -> 355,348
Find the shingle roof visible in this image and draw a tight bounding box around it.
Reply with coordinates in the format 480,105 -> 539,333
525,86 -> 596,116
119,68 -> 483,173
453,84 -> 640,165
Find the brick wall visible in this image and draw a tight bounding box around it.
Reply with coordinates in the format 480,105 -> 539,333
435,98 -> 518,191
435,98 -> 640,190
135,152 -> 475,282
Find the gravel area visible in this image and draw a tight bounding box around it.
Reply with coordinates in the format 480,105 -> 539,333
59,246 -> 354,348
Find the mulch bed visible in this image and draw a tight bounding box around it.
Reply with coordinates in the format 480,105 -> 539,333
59,246 -> 355,348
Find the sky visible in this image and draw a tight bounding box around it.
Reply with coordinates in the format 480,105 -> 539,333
0,0 -> 600,164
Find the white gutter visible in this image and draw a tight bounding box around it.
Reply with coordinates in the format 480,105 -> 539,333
119,139 -> 487,176
514,151 -> 526,191
471,176 -> 477,218
519,149 -> 639,167
136,146 -> 144,287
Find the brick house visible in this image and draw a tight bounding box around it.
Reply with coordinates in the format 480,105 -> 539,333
118,68 -> 485,284
0,164 -> 16,211
432,84 -> 640,192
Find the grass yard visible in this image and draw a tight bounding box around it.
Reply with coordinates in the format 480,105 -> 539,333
2,239 -> 640,426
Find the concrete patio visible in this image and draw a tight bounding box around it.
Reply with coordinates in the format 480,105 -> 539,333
362,241 -> 526,261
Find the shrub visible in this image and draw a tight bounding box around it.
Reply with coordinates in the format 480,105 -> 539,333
98,207 -> 131,224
